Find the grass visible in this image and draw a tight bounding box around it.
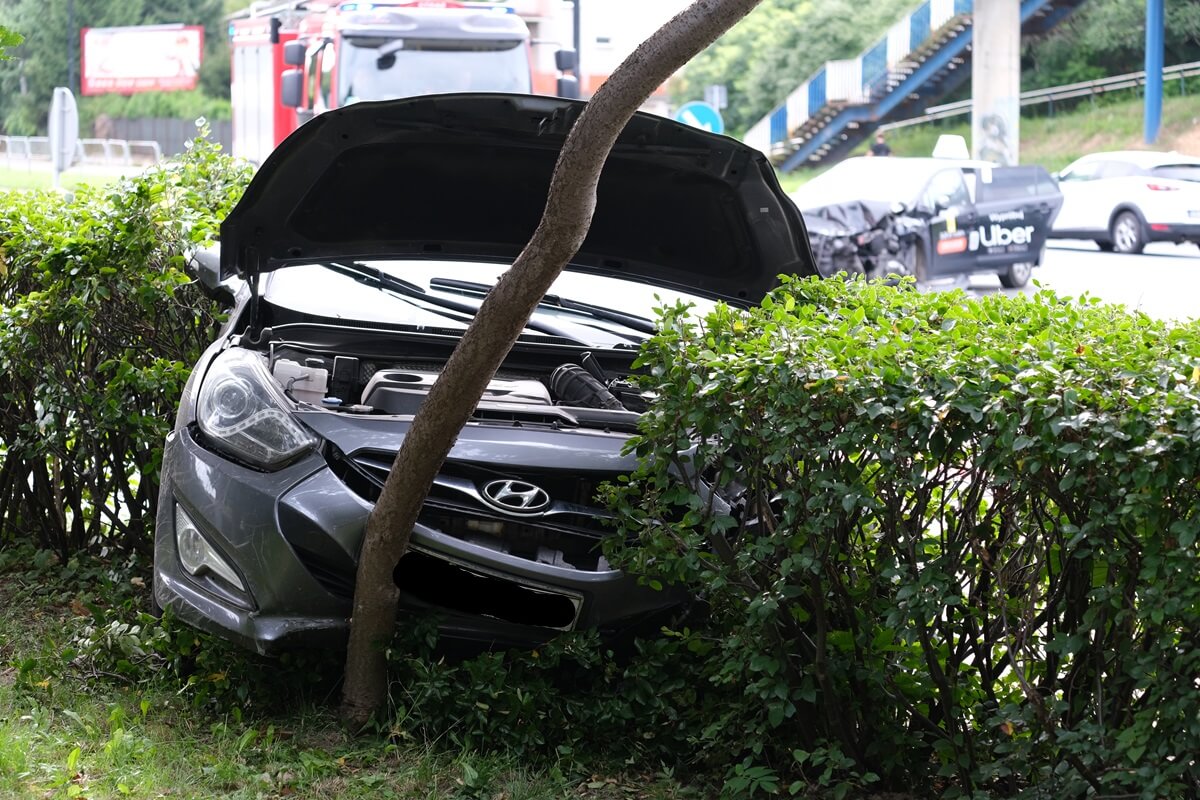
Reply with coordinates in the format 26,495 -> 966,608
0,550 -> 696,800
775,90 -> 1200,192
0,165 -> 132,191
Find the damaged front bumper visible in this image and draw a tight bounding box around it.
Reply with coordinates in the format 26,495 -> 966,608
153,416 -> 682,655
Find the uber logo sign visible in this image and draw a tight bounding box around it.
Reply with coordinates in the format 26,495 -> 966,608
970,224 -> 1036,251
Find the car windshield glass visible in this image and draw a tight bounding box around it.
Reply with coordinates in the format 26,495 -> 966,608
1151,164 -> 1200,183
337,36 -> 530,103
262,260 -> 717,347
790,159 -> 946,208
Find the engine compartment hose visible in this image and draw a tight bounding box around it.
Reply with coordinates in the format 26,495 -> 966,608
549,363 -> 625,410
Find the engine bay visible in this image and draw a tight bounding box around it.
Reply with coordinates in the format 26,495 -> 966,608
259,340 -> 649,428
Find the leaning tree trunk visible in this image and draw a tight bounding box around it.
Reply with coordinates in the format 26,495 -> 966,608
340,0 -> 766,730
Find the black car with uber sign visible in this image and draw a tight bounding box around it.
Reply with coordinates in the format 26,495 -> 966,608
793,156 -> 1063,288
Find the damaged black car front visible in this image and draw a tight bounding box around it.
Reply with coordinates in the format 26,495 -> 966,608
152,94 -> 815,654
794,156 -> 1062,288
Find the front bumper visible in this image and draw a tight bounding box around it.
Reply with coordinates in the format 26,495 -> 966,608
154,424 -> 681,655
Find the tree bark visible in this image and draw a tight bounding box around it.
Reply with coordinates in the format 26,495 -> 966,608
340,0 -> 766,730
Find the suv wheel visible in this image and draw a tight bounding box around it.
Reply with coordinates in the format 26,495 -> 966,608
998,260 -> 1033,289
1111,211 -> 1145,254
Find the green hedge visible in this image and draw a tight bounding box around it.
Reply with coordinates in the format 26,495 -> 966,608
604,277 -> 1200,797
0,125 -> 250,558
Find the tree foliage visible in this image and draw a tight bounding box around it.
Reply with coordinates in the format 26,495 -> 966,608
0,25 -> 21,60
0,0 -> 228,135
681,0 -> 1200,138
673,0 -> 913,137
1023,0 -> 1200,89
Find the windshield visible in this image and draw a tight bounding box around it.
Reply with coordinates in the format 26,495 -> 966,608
790,158 -> 951,209
262,260 -> 718,347
337,36 -> 531,103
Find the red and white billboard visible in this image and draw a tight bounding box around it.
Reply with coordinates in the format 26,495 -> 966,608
81,24 -> 204,96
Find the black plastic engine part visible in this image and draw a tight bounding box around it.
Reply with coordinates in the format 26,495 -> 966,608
550,363 -> 624,411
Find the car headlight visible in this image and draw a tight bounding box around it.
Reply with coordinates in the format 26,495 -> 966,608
197,348 -> 317,469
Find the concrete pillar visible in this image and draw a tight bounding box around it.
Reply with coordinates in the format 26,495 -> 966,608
971,0 -> 1021,165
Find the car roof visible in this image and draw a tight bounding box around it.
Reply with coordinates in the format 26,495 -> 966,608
789,155 -> 1011,209
1071,150 -> 1200,168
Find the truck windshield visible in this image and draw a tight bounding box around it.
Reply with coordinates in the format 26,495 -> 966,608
338,36 -> 531,103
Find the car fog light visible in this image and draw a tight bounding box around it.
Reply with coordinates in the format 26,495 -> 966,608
175,505 -> 245,592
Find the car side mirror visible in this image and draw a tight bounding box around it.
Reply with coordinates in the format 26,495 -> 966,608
280,69 -> 303,108
556,75 -> 579,99
555,48 -> 577,73
283,41 -> 306,67
890,201 -> 908,215
190,247 -> 238,307
934,194 -> 953,212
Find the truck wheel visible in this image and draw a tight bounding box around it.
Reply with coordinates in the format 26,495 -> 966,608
998,260 -> 1033,289
1111,211 -> 1145,254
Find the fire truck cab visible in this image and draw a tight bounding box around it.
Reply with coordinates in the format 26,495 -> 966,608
230,1 -> 574,163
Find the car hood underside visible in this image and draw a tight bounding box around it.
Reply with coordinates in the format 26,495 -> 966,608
220,93 -> 814,305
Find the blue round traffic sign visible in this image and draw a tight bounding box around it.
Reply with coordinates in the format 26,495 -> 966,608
674,101 -> 724,135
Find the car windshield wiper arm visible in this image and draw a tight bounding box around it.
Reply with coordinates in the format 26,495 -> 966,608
429,276 -> 657,334
322,262 -> 585,342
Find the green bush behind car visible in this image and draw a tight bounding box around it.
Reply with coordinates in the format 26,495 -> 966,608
0,123 -> 250,559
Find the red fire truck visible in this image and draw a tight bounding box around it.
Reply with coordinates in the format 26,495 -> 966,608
229,1 -> 575,163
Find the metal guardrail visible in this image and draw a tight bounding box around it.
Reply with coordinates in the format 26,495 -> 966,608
880,60 -> 1200,131
0,135 -> 163,171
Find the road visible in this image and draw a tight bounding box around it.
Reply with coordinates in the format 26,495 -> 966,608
951,240 -> 1200,323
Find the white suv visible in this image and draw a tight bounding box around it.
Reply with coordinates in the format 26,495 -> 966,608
1051,150 -> 1200,254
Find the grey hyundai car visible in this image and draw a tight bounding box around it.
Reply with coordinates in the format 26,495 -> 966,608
153,94 -> 814,654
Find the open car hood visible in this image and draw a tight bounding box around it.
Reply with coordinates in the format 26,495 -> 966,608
220,94 -> 814,304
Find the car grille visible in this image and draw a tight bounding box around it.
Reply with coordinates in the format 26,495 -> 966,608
327,448 -> 620,573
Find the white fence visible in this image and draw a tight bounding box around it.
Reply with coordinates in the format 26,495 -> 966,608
0,136 -> 163,171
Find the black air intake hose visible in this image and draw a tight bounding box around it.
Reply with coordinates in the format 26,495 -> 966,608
550,364 -> 625,411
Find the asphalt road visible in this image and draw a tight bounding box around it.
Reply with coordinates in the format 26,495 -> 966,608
950,239 -> 1200,323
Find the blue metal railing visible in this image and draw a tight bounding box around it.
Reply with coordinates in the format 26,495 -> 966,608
769,107 -> 788,144
861,40 -> 888,97
808,68 -> 827,117
910,2 -> 932,52
742,0 -> 974,158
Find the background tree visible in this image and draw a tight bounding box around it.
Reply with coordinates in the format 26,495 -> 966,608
0,0 -> 227,135
672,0 -> 915,137
676,0 -> 1200,139
1023,0 -> 1200,88
339,0 -> 768,730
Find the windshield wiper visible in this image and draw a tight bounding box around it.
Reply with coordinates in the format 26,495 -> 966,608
429,276 -> 657,335
321,262 -> 585,342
